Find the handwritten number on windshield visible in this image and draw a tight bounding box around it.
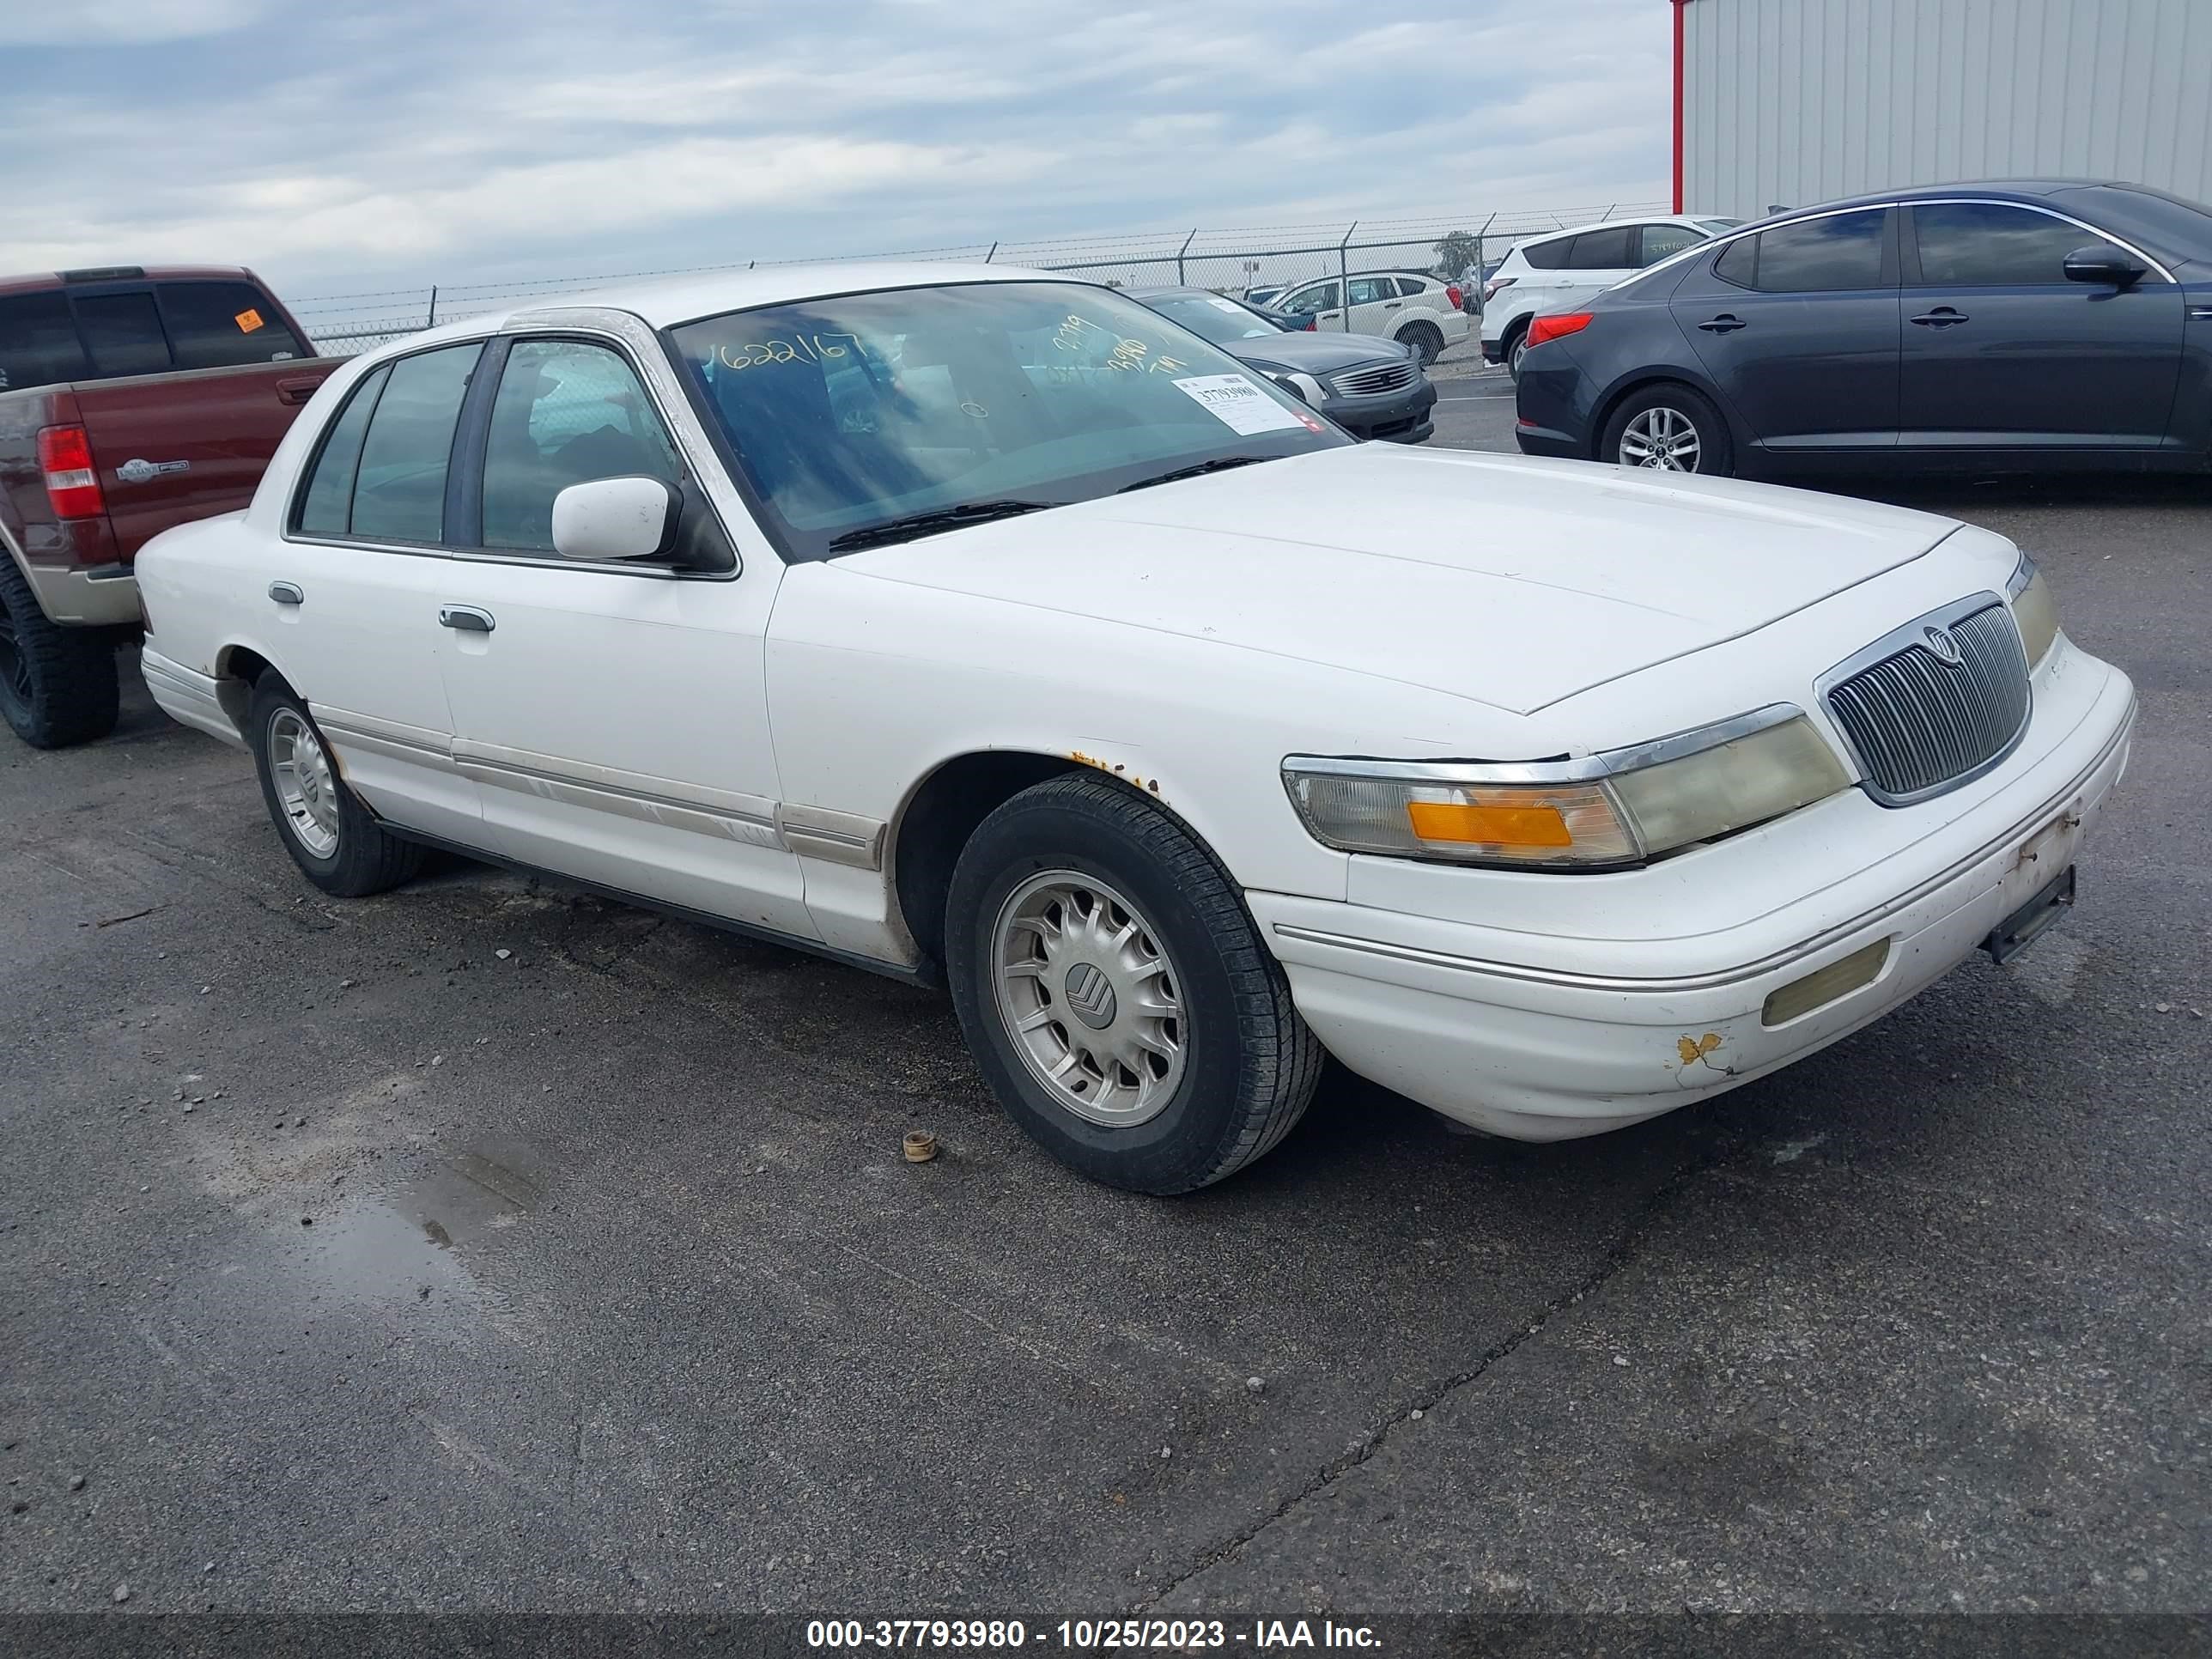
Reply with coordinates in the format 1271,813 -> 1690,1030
1053,313 -> 1190,375
713,333 -> 864,373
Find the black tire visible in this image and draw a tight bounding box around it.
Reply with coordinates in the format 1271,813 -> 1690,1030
945,775 -> 1324,1194
1504,323 -> 1531,382
1598,383 -> 1736,477
0,556 -> 120,749
1396,320 -> 1444,368
247,675 -> 423,897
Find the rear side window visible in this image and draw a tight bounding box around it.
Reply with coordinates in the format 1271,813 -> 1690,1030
1346,277 -> 1395,306
1394,277 -> 1427,296
159,281 -> 307,368
73,292 -> 172,377
349,343 -> 482,544
0,291 -> 90,392
1721,210 -> 1888,293
1566,228 -> 1636,270
1517,237 -> 1570,270
295,365 -> 390,537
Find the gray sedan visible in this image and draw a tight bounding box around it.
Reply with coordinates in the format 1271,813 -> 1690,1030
1127,287 -> 1437,443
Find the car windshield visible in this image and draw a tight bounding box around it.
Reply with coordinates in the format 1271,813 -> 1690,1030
1136,293 -> 1285,346
668,281 -> 1345,559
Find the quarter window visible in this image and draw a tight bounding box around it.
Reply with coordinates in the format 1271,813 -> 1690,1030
1518,237 -> 1570,271
348,343 -> 482,544
295,364 -> 389,538
480,340 -> 683,552
158,281 -> 307,368
1912,202 -> 2112,286
1724,210 -> 1888,293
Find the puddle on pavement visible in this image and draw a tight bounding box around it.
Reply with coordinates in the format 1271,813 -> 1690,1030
289,1143 -> 544,1315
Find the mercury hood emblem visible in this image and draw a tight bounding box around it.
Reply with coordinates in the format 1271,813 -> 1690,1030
1922,625 -> 1963,666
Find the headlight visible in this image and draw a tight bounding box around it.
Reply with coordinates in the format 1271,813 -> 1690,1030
1284,706 -> 1850,870
2008,555 -> 2060,667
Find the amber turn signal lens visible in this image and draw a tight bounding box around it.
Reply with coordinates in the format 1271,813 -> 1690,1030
1405,800 -> 1572,848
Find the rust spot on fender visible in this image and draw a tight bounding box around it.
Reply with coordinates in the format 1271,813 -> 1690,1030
1676,1032 -> 1724,1066
1069,750 -> 1165,802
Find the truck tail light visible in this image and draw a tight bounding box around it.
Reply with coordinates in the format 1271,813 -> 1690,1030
37,424 -> 105,520
1525,312 -> 1595,349
1445,284 -> 1465,310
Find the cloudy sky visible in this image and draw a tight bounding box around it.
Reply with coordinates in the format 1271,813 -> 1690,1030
3,0 -> 1672,309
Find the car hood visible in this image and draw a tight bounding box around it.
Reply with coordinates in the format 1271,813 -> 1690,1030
1231,331 -> 1413,374
836,444 -> 1960,716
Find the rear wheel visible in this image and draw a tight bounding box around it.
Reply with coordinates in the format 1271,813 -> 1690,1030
248,675 -> 423,896
945,775 -> 1323,1194
1601,384 -> 1735,477
1396,320 -> 1444,368
0,557 -> 119,750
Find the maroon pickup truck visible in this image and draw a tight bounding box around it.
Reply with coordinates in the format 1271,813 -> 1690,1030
0,265 -> 338,748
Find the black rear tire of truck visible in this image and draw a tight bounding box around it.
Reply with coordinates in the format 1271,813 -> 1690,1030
0,556 -> 121,750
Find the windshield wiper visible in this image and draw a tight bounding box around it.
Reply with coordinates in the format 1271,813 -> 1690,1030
1115,455 -> 1275,494
826,500 -> 1058,552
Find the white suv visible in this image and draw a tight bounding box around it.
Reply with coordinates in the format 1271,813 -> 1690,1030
1481,215 -> 1743,378
1271,270 -> 1473,366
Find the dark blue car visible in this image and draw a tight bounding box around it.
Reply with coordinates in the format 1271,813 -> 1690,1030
1514,179 -> 2212,477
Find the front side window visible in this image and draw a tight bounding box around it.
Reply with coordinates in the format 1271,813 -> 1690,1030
159,281 -> 307,369
73,292 -> 171,377
1731,210 -> 1889,293
1638,224 -> 1705,266
349,343 -> 482,544
1911,203 -> 2109,286
1283,282 -> 1340,314
668,281 -> 1346,560
1567,228 -> 1636,270
479,340 -> 684,551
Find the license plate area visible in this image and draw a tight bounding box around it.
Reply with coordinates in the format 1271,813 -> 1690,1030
1984,865 -> 2076,964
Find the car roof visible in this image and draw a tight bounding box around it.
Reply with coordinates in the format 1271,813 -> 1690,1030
1513,214 -> 1717,250
0,263 -> 260,299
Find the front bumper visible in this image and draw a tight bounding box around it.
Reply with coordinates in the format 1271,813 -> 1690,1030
1325,380 -> 1437,444
1250,657 -> 2136,1139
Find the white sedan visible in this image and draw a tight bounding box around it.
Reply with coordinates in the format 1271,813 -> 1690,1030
135,264 -> 2136,1194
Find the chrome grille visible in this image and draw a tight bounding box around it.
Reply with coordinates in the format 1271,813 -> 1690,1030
1328,360 -> 1419,398
1823,600 -> 2031,806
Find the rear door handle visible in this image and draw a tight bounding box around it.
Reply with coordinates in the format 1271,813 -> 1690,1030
1382,301 -> 1402,309
276,377 -> 322,405
1697,314 -> 1746,333
1911,307 -> 1969,327
438,605 -> 495,634
267,581 -> 303,605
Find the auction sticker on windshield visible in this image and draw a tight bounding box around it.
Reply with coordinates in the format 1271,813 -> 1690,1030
1171,374 -> 1308,436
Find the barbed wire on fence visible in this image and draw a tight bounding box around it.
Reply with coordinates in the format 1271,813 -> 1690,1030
296,200 -> 1668,354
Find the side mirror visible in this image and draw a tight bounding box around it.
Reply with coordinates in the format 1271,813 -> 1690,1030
550,476 -> 681,562
2063,245 -> 2146,287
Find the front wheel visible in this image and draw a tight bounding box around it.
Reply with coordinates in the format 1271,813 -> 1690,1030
1600,384 -> 1735,476
945,775 -> 1323,1194
248,675 -> 423,896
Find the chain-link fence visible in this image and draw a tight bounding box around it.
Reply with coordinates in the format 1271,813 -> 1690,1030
294,201 -> 1668,356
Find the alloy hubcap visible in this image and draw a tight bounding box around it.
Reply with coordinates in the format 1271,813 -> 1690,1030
991,870 -> 1186,1127
1620,406 -> 1702,471
269,708 -> 341,858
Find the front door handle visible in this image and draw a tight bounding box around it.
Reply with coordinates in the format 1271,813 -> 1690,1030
1911,307 -> 1970,327
267,581 -> 303,606
438,605 -> 495,634
1697,313 -> 1747,333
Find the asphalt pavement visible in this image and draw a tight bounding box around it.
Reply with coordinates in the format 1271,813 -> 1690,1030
3,360 -> 2207,1638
